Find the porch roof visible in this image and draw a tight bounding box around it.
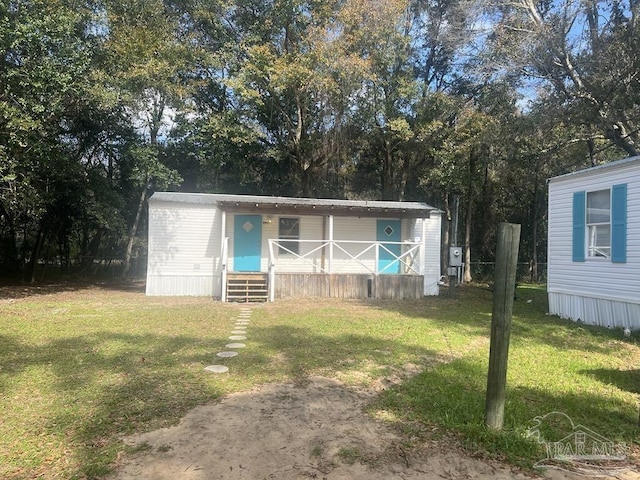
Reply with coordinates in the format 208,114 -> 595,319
150,192 -> 438,218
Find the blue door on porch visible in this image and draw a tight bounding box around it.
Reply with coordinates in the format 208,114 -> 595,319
377,219 -> 401,274
234,215 -> 262,272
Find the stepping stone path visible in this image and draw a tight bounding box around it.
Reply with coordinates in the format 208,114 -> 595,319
205,306 -> 252,374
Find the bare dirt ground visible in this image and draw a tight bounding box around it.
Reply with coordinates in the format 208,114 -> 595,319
106,376 -> 640,480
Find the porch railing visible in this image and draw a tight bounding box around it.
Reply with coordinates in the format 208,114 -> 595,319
220,238 -> 422,302
267,239 -> 421,274
267,239 -> 421,301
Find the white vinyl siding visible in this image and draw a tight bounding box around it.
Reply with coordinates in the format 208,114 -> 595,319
146,201 -> 221,296
145,192 -> 442,298
268,215 -> 324,273
226,215 -> 325,273
332,216 -> 378,274
421,213 -> 442,296
548,157 -> 640,329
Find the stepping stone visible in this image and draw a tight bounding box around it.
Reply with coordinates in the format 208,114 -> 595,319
204,365 -> 229,373
229,335 -> 247,341
231,330 -> 246,335
225,343 -> 246,349
216,351 -> 238,358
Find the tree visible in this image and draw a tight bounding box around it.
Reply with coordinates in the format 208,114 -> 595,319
0,0 -> 102,280
228,0 -> 360,197
489,0 -> 640,157
99,0 -> 192,277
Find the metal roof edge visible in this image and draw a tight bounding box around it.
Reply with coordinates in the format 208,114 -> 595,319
148,192 -> 441,213
548,155 -> 640,183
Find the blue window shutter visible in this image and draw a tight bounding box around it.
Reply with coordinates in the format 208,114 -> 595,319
611,183 -> 627,263
572,191 -> 586,262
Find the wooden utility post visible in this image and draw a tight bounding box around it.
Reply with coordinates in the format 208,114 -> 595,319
485,222 -> 521,430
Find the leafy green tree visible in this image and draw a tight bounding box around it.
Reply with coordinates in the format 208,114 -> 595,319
0,0 -> 100,279
228,0 -> 362,197
98,0 -> 193,277
489,0 -> 640,157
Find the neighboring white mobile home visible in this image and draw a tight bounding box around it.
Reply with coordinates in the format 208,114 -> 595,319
146,193 -> 441,301
547,156 -> 640,330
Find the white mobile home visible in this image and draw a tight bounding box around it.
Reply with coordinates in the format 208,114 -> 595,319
547,156 -> 640,330
145,193 -> 442,301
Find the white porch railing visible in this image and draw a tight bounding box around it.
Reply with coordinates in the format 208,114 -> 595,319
267,239 -> 422,301
220,238 -> 422,302
267,239 -> 422,274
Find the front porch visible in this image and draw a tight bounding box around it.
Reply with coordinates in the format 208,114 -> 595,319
221,238 -> 426,302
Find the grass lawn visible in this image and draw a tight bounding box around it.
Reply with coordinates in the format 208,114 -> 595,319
0,283 -> 638,478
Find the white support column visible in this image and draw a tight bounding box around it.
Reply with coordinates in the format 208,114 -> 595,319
268,239 -> 275,302
220,210 -> 227,302
328,215 -> 334,274
420,217 -> 426,276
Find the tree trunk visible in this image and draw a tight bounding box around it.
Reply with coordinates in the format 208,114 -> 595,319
530,160 -> 541,282
464,192 -> 473,283
606,122 -> 639,157
382,138 -> 396,200
299,160 -> 313,197
81,229 -> 104,273
121,181 -> 148,279
464,150 -> 476,283
28,220 -> 48,284
441,194 -> 451,277
0,205 -> 19,276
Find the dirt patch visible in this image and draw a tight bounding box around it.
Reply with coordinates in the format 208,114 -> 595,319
106,376 -> 638,480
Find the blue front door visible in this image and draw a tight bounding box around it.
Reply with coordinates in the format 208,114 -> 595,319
377,219 -> 401,274
234,215 -> 262,272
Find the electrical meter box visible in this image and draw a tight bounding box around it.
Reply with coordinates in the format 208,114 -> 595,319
449,246 -> 463,267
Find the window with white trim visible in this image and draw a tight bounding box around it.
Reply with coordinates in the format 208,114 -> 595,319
278,217 -> 300,255
586,189 -> 610,258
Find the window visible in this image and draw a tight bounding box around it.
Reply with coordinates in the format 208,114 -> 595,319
586,189 -> 610,258
278,217 -> 299,254
572,184 -> 626,263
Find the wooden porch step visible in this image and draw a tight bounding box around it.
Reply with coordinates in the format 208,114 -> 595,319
226,273 -> 268,302
227,273 -> 268,281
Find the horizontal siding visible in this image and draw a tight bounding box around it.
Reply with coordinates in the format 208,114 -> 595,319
146,201 -> 221,295
226,214 -> 438,277
548,161 -> 640,305
227,214 -> 325,273
331,216 -> 378,273
271,216 -> 324,273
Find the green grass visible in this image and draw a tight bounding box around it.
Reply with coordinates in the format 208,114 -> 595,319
0,283 -> 638,478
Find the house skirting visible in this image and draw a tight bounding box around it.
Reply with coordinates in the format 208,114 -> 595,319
146,275 -> 220,296
274,273 -> 424,300
549,291 -> 640,330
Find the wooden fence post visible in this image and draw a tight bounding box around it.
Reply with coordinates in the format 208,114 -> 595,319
484,222 -> 521,430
